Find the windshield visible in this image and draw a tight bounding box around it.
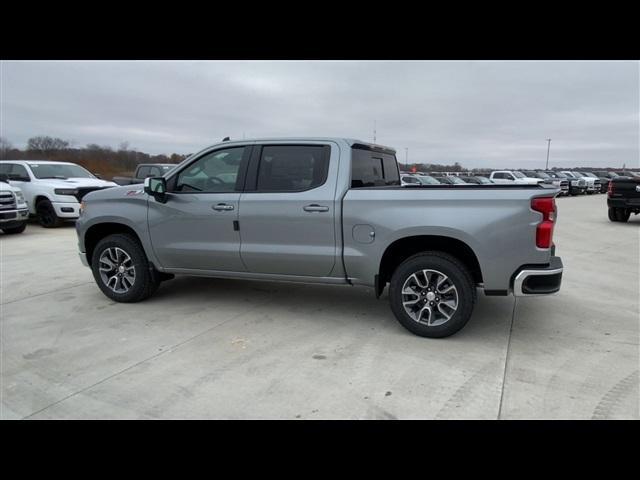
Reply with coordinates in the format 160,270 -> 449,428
29,163 -> 94,179
449,176 -> 466,184
582,172 -> 597,178
554,172 -> 568,178
535,171 -> 550,179
512,171 -> 525,178
476,176 -> 491,183
417,175 -> 440,185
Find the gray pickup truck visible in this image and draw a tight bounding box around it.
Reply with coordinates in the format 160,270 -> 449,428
112,163 -> 177,185
76,138 -> 563,338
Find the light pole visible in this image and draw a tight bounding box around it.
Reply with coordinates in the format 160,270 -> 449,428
405,147 -> 409,170
545,138 -> 552,170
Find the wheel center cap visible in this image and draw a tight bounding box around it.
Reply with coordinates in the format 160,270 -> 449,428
426,292 -> 436,301
118,265 -> 125,273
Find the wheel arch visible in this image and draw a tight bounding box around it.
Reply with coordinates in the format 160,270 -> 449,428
84,222 -> 145,264
377,235 -> 483,297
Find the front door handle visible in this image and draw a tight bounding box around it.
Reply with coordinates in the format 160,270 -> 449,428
303,204 -> 329,212
212,203 -> 234,211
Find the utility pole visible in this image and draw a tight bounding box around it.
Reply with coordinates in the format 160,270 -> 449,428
373,120 -> 377,144
545,138 -> 552,170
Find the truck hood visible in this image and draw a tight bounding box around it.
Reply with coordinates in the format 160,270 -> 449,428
37,177 -> 118,189
0,182 -> 23,194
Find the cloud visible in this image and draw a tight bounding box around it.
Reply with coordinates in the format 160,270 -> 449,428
1,60 -> 638,168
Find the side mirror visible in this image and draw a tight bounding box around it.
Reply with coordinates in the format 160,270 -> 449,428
0,173 -> 8,183
144,177 -> 167,203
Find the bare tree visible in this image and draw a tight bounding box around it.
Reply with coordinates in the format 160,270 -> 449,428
26,135 -> 70,154
0,137 -> 12,156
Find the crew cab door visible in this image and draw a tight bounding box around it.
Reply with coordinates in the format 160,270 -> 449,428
147,146 -> 251,271
238,143 -> 337,277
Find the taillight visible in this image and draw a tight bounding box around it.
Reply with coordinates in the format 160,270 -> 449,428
607,181 -> 614,197
531,197 -> 556,248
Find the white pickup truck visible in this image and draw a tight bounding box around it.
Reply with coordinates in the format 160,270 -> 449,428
0,176 -> 29,234
489,170 -> 543,185
0,160 -> 117,227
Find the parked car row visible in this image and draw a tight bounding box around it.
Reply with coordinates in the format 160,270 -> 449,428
0,160 -> 178,231
400,169 -> 639,198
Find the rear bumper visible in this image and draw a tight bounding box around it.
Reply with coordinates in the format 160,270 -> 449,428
608,197 -> 640,209
513,256 -> 563,296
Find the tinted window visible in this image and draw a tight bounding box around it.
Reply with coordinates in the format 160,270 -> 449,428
351,148 -> 400,188
29,163 -> 93,179
175,147 -> 245,193
137,166 -> 151,178
147,166 -> 163,177
0,163 -> 30,180
493,172 -> 504,179
255,145 -> 329,192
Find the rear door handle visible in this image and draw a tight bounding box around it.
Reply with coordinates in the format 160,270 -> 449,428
303,204 -> 329,212
212,203 -> 234,211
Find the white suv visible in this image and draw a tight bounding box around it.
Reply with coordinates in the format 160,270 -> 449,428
0,160 -> 117,227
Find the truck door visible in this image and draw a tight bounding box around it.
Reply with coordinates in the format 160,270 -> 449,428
147,146 -> 250,271
238,143 -> 337,277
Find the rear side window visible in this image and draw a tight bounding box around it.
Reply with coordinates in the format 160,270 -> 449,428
256,145 -> 329,192
351,149 -> 400,188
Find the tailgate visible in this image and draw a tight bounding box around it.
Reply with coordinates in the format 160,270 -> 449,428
611,177 -> 640,201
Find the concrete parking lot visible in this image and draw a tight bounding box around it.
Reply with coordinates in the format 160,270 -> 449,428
1,193 -> 638,419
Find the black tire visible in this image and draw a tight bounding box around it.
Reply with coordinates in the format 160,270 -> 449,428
615,208 -> 630,223
1,223 -> 26,234
608,207 -> 618,222
36,199 -> 63,228
91,233 -> 161,302
389,252 -> 477,338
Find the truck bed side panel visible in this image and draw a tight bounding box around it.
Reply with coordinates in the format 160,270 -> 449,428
342,187 -> 557,291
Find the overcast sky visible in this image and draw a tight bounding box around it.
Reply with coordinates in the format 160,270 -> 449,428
1,60 -> 638,168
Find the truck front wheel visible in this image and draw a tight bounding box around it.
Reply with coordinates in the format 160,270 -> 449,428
2,223 -> 26,234
36,199 -> 63,228
389,252 -> 476,338
91,233 -> 161,302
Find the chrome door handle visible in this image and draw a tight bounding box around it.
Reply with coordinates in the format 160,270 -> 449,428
303,204 -> 329,212
212,203 -> 234,211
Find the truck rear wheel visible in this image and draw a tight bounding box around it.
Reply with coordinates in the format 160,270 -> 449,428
91,233 -> 161,302
608,207 -> 618,222
389,252 -> 476,338
615,208 -> 631,222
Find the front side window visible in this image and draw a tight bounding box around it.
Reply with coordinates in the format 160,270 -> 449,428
256,145 -> 329,192
137,166 -> 151,178
175,147 -> 245,192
